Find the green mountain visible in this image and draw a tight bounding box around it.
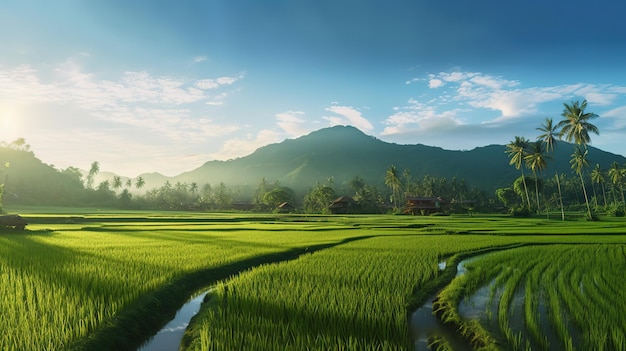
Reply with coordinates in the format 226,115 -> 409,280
2,125 -> 625,207
171,125 -> 626,196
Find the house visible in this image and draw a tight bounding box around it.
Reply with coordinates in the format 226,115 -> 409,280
277,202 -> 296,213
329,196 -> 354,214
404,197 -> 448,215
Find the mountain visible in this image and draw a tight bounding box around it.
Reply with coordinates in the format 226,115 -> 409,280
170,125 -> 626,196
2,125 -> 625,207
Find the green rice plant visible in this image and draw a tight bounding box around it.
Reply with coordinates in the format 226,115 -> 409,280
0,214 -> 374,351
449,244 -> 626,351
183,235 -> 522,350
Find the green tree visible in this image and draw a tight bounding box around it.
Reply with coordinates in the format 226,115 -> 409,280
253,177 -> 272,211
556,100 -> 599,147
537,117 -> 565,220
384,165 -> 401,210
558,100 -> 599,219
303,183 -> 337,214
61,167 -> 84,187
590,164 -> 607,207
505,136 -> 531,208
213,182 -> 233,210
608,162 -> 625,205
135,176 -> 145,189
112,176 -> 122,192
86,161 -> 100,189
570,146 -> 593,219
118,189 -> 132,209
524,140 -> 550,214
349,175 -> 366,197
496,187 -> 518,209
263,187 -> 295,210
0,162 -> 9,213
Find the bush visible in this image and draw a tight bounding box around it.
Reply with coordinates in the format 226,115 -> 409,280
585,211 -> 600,221
607,204 -> 625,217
510,205 -> 530,217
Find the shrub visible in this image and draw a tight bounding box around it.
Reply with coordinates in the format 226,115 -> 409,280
607,204 -> 625,217
510,205 -> 530,217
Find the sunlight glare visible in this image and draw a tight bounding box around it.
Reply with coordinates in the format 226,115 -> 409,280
0,105 -> 21,143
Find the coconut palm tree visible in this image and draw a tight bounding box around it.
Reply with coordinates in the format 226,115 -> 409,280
505,136 -> 531,208
570,145 -> 592,219
608,162 -> 625,205
590,164 -> 607,207
385,165 -> 401,210
525,140 -> 550,214
557,100 -> 600,147
112,176 -> 123,192
537,117 -> 565,220
135,176 -> 145,189
86,161 -> 100,189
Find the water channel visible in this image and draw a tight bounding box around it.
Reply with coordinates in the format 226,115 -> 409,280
137,254 -> 489,351
410,256 -> 486,351
137,290 -> 210,351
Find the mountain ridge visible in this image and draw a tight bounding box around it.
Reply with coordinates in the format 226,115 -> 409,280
160,125 -> 626,196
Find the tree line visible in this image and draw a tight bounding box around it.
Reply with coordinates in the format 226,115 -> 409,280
500,100 -> 626,219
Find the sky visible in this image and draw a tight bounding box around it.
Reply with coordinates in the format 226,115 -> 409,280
1,0 -> 626,177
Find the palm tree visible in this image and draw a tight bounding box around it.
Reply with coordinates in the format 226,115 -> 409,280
112,176 -> 122,192
525,140 -> 550,214
556,99 -> 600,147
590,164 -> 607,207
537,117 -> 565,220
135,176 -> 145,189
570,145 -> 592,219
385,165 -> 401,210
558,100 -> 599,219
86,161 -> 100,189
505,136 -> 531,208
608,162 -> 625,205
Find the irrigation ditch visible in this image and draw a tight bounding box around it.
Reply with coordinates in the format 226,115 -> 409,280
133,242 -> 523,351
75,238 -> 609,351
71,235 -> 375,351
408,244 -> 526,351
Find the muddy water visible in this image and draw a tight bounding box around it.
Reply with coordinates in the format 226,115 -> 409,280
137,290 -> 210,351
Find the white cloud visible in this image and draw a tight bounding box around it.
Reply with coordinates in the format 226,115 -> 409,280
428,79 -> 444,89
382,99 -> 463,135
410,71 -> 626,120
210,129 -> 282,161
194,56 -> 208,63
323,105 -> 374,131
196,73 -> 243,90
603,105 -> 626,128
275,111 -> 310,137
584,92 -> 617,105
0,61 -> 249,175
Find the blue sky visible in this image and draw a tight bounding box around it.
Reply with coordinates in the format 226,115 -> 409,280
1,0 -> 626,177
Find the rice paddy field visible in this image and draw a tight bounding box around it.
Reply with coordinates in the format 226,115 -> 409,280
1,206 -> 625,350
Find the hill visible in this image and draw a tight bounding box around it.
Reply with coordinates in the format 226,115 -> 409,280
2,126 -> 625,206
170,125 -> 626,196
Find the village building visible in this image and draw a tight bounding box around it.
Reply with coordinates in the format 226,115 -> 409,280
403,196 -> 448,215
329,196 -> 355,214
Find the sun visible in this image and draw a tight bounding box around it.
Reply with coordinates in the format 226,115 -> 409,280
0,104 -> 21,143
